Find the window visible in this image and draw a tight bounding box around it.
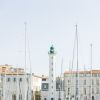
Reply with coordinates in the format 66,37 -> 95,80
19,94 -> 22,100
51,74 -> 53,77
42,83 -> 49,91
68,80 -> 70,84
27,78 -> 29,82
42,78 -> 46,81
19,78 -> 22,82
92,74 -> 97,77
13,78 -> 16,82
84,88 -> 86,95
80,74 -> 84,77
92,88 -> 94,94
51,56 -> 53,59
98,74 -> 100,77
44,85 -> 47,89
84,80 -> 86,85
85,74 -> 90,77
44,98 -> 46,100
92,96 -> 94,100
96,79 -> 99,85
84,96 -> 87,100
7,78 -> 10,82
68,88 -> 70,95
51,98 -> 54,100
92,80 -> 94,85
96,87 -> 99,94
51,62 -> 53,66
12,94 -> 16,100
0,90 -> 1,95
52,80 -> 53,83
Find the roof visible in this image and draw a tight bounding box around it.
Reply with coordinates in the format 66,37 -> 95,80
64,70 -> 100,74
32,73 -> 48,79
0,64 -> 25,75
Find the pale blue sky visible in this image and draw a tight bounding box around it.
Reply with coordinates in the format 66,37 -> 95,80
0,0 -> 100,75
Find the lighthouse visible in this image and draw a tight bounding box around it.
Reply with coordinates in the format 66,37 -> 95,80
48,45 -> 56,100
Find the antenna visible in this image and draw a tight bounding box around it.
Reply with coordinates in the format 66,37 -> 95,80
75,24 -> 79,100
76,24 -> 79,74
24,22 -> 28,100
24,22 -> 32,100
90,44 -> 92,70
90,44 -> 93,100
27,23 -> 32,100
24,22 -> 27,73
70,24 -> 79,100
61,57 -> 63,77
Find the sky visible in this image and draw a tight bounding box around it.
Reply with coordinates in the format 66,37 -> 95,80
0,0 -> 100,76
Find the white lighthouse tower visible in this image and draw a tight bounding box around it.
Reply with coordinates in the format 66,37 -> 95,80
48,45 -> 56,100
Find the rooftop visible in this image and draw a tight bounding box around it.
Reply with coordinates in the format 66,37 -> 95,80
64,70 -> 100,74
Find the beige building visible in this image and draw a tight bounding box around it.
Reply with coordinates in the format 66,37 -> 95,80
0,64 -> 45,100
64,70 -> 100,100
31,74 -> 44,100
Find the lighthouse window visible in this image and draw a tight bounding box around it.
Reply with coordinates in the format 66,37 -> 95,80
51,57 -> 53,59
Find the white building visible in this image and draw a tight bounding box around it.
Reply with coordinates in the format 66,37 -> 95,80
64,70 -> 100,100
0,64 -> 46,100
41,46 -> 64,100
2,74 -> 31,100
0,64 -> 31,100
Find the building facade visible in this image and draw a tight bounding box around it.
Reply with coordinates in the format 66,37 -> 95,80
64,70 -> 100,100
0,64 -> 45,100
31,74 -> 43,100
0,64 -> 31,100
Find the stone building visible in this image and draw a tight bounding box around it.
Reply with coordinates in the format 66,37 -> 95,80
0,64 -> 31,100
64,70 -> 100,100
